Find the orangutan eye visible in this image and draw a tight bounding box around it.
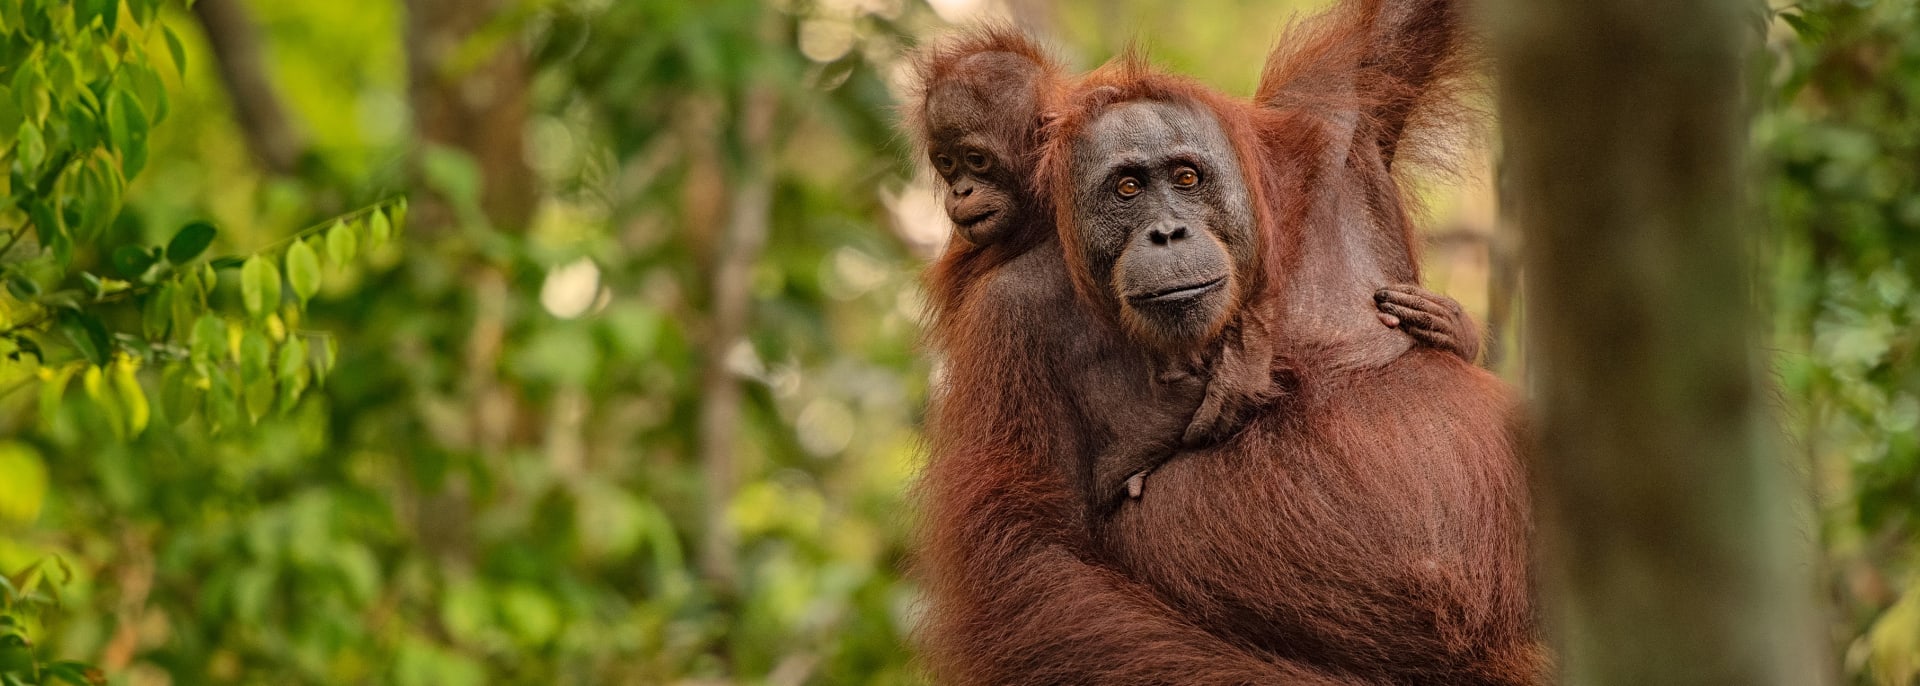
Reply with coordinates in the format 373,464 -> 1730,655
1116,177 -> 1142,198
1173,167 -> 1200,188
934,154 -> 956,174
964,151 -> 990,172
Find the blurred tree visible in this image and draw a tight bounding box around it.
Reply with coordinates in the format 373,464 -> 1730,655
193,0 -> 307,175
1491,0 -> 1829,682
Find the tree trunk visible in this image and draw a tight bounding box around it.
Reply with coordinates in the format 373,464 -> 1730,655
1486,0 -> 1830,683
1485,147 -> 1520,374
403,0 -> 536,231
193,0 -> 304,175
697,78 -> 779,592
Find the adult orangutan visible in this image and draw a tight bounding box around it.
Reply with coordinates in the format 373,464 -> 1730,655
1042,63 -> 1540,683
1035,0 -> 1540,681
909,6 -> 1523,684
910,26 -> 1477,511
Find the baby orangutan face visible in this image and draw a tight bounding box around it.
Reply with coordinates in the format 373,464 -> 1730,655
923,52 -> 1050,247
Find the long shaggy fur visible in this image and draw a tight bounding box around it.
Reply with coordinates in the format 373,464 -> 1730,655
911,2 -> 1537,684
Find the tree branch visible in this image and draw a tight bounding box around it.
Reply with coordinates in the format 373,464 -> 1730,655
192,0 -> 306,176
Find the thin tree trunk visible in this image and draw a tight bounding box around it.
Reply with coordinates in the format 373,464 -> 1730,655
400,0 -> 536,567
1487,0 -> 1830,683
1485,148 -> 1520,373
403,0 -> 536,231
193,0 -> 304,175
697,82 -> 778,591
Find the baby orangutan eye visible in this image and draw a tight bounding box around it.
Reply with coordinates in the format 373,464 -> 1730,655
934,154 -> 957,175
1117,177 -> 1142,198
1173,167 -> 1200,188
964,151 -> 990,172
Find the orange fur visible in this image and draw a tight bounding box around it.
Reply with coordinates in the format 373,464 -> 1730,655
911,2 -> 1539,683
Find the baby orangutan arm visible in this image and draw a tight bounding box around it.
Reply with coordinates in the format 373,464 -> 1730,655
1376,284 -> 1483,363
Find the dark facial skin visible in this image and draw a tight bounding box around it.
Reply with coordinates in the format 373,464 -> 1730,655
924,52 -> 1046,247
1068,100 -> 1258,351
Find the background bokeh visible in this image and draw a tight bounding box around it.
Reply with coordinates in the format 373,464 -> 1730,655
0,0 -> 1916,683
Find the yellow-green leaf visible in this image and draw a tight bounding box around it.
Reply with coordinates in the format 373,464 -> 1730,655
277,336 -> 308,412
113,356 -> 148,435
38,365 -> 79,421
106,88 -> 149,178
285,239 -> 321,305
16,121 -> 44,170
82,364 -> 124,439
311,335 -> 337,386
369,209 -> 393,248
239,328 -> 271,380
163,26 -> 188,79
240,255 -> 280,319
325,219 -> 356,265
0,442 -> 48,523
190,314 -> 224,362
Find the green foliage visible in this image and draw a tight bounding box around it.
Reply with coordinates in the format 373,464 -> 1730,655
2,3 -> 403,678
1763,1 -> 1920,682
0,557 -> 103,686
0,0 -> 401,434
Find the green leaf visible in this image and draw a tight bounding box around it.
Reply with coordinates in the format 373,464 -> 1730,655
113,358 -> 148,435
44,661 -> 105,686
277,335 -> 308,411
391,197 -> 409,232
166,221 -> 216,264
1778,12 -> 1825,41
285,239 -> 321,305
57,311 -> 111,366
206,366 -> 238,430
126,61 -> 170,126
5,274 -> 40,298
369,209 -> 393,248
143,283 -> 174,338
240,255 -> 280,319
77,0 -> 114,28
324,219 -> 356,265
14,121 -> 43,170
164,26 -> 188,79
244,375 -> 274,422
311,335 -> 337,386
39,365 -> 77,425
239,327 -> 270,376
275,334 -> 306,379
189,314 -> 224,363
240,330 -> 273,420
82,364 -> 124,437
171,281 -> 201,343
106,88 -> 149,178
160,365 -> 202,426
113,242 -> 155,282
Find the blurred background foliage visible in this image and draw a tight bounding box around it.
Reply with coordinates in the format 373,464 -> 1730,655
0,0 -> 1914,684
